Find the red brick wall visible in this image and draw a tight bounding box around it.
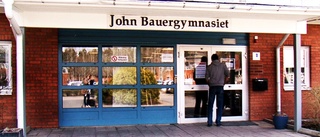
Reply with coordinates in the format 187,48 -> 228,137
2,11 -> 320,127
249,24 -> 320,120
25,28 -> 59,128
0,13 -> 59,128
0,14 -> 16,129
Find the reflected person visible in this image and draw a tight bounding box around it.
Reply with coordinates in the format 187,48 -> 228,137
205,54 -> 229,127
193,56 -> 208,117
83,75 -> 94,108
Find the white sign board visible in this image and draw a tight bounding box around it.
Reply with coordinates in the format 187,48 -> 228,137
111,55 -> 129,62
220,58 -> 235,70
161,54 -> 173,62
252,52 -> 260,60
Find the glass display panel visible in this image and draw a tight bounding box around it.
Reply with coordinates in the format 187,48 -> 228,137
63,89 -> 98,108
184,90 -> 242,118
184,51 -> 208,85
102,67 -> 136,85
141,88 -> 174,107
223,90 -> 242,116
62,47 -> 98,63
62,67 -> 98,86
102,47 -> 136,63
140,67 -> 174,85
141,47 -> 174,63
283,46 -> 308,85
217,51 -> 242,84
184,90 -> 207,118
0,44 -> 12,93
102,88 -> 137,107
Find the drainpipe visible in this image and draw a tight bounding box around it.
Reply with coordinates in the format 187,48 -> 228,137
276,34 -> 290,114
3,0 -> 26,137
3,0 -> 21,35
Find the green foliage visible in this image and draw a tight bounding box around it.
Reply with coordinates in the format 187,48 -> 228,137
140,68 -> 160,105
102,67 -> 160,105
141,88 -> 160,105
113,67 -> 137,85
113,89 -> 137,105
140,68 -> 157,85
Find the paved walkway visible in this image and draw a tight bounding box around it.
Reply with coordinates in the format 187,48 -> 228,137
27,121 -> 312,137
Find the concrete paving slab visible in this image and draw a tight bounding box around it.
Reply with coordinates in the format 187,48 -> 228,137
27,121 -> 313,137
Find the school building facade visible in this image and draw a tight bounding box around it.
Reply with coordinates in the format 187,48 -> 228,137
1,0 -> 320,136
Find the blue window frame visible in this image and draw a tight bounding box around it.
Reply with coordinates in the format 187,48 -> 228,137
59,44 -> 177,126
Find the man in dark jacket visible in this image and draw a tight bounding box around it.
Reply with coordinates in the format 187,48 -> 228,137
205,54 -> 229,127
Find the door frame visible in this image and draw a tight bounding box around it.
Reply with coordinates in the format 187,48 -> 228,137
177,44 -> 248,124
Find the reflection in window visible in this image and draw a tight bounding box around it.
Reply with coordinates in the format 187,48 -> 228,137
102,47 -> 136,63
184,51 -> 208,85
62,67 -> 98,86
62,47 -> 98,63
223,90 -> 242,116
102,89 -> 137,107
184,90 -> 241,118
217,51 -> 242,84
283,46 -> 309,88
63,89 -> 98,108
141,88 -> 174,107
141,67 -> 174,85
141,47 -> 173,63
102,67 -> 136,85
0,43 -> 12,93
184,90 -> 207,118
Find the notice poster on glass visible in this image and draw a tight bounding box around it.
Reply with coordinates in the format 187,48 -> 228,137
195,62 -> 206,79
220,58 -> 235,70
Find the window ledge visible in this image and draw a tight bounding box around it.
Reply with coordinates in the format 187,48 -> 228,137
284,86 -> 311,91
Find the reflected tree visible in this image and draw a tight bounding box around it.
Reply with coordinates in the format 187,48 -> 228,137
62,48 -> 77,62
102,67 -> 160,105
62,47 -> 99,81
141,68 -> 160,105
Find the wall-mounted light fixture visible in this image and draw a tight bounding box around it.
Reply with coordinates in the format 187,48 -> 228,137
254,36 -> 258,43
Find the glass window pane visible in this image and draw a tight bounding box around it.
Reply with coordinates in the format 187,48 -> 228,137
102,47 -> 136,63
184,90 -> 207,118
63,89 -> 98,108
0,44 -> 12,92
217,51 -> 242,84
184,51 -> 208,85
102,88 -> 137,107
223,90 -> 242,116
141,47 -> 173,63
62,67 -> 98,86
283,46 -> 308,85
141,88 -> 174,107
102,67 -> 136,85
62,47 -> 98,63
141,67 -> 174,85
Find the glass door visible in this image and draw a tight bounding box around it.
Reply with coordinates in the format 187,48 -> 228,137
177,45 -> 248,123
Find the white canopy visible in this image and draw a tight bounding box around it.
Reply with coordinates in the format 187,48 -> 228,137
1,0 -> 320,33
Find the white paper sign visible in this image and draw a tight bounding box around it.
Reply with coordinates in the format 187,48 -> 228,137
253,52 -> 260,60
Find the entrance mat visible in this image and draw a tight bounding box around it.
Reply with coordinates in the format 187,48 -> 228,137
221,121 -> 258,126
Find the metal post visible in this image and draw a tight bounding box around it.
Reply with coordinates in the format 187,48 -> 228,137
293,34 -> 302,131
